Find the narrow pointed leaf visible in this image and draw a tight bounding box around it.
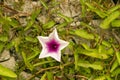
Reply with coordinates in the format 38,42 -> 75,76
100,11 -> 120,29
110,59 -> 119,72
40,0 -> 48,9
58,14 -> 73,23
0,64 -> 17,78
79,48 -> 109,59
25,36 -> 38,43
0,43 -> 4,53
115,51 -> 120,65
94,76 -> 106,80
46,72 -> 54,80
77,60 -> 103,70
111,68 -> 120,77
0,35 -> 8,42
107,5 -> 120,14
40,73 -> 47,80
43,20 -> 56,29
111,20 -> 120,27
85,2 -> 107,18
22,52 -> 33,71
24,9 -> 40,31
74,29 -> 94,39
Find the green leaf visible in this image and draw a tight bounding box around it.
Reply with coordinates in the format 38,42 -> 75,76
43,20 -> 56,29
0,64 -> 17,78
0,35 -> 8,42
24,9 -> 41,31
102,40 -> 111,47
25,36 -> 38,43
40,73 -> 47,80
77,60 -> 103,70
94,76 -> 106,80
74,29 -> 94,39
0,42 -> 4,53
46,72 -> 54,80
85,2 -> 107,18
111,20 -> 120,27
111,68 -> 120,77
115,51 -> 120,65
80,22 -> 95,31
27,47 -> 40,62
110,59 -> 119,73
8,18 -> 19,28
22,52 -> 33,71
74,50 -> 79,70
79,0 -> 86,17
57,22 -> 68,28
107,5 -> 120,14
40,0 -> 48,9
58,13 -> 73,23
12,37 -> 21,52
79,48 -> 109,59
100,11 -> 120,29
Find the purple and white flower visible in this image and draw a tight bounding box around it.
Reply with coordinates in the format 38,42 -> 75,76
37,28 -> 69,62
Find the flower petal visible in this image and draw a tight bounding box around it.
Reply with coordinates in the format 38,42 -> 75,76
59,40 -> 69,50
37,28 -> 69,62
49,28 -> 59,40
50,51 -> 61,62
39,48 -> 49,59
37,36 -> 48,47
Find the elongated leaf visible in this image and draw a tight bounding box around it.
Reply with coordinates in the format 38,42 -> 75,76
58,14 -> 73,23
102,40 -> 111,47
40,0 -> 48,9
115,51 -> 120,65
0,35 -> 8,42
111,68 -> 120,77
46,72 -> 54,80
111,20 -> 120,27
22,52 -> 33,71
12,37 -> 21,52
77,60 -> 103,70
8,18 -> 19,28
43,20 -> 56,29
74,50 -> 79,70
79,48 -> 109,59
85,2 -> 107,18
94,76 -> 106,80
25,36 -> 38,43
110,59 -> 119,72
24,9 -> 40,31
80,22 -> 95,31
40,73 -> 47,80
27,47 -> 40,62
100,11 -> 120,29
80,0 -> 86,17
0,42 -> 4,53
107,5 -> 120,14
57,22 -> 68,28
0,64 -> 17,78
74,29 -> 94,39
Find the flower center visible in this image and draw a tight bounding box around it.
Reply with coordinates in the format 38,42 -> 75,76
46,39 -> 60,53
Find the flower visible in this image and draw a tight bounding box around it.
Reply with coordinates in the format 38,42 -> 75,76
37,28 -> 69,62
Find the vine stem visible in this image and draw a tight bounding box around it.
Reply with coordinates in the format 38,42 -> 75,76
27,62 -> 73,80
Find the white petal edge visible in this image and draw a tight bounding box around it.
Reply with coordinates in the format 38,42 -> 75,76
37,36 -> 48,47
59,40 -> 69,50
39,48 -> 49,59
49,28 -> 59,40
50,52 -> 61,62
